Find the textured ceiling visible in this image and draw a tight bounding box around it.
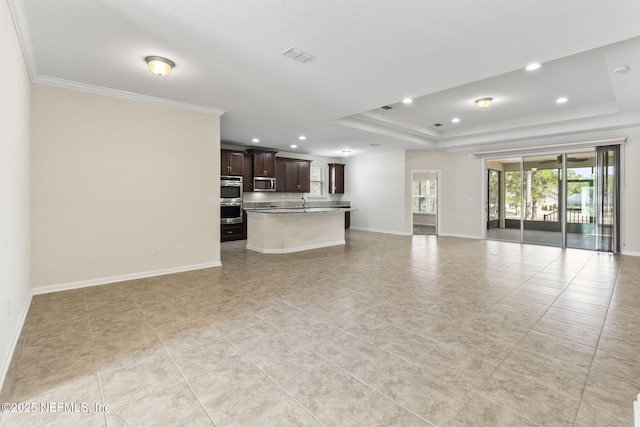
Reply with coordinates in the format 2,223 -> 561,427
9,0 -> 640,156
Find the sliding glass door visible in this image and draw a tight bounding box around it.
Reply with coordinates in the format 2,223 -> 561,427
594,146 -> 619,252
486,159 -> 521,242
486,146 -> 619,253
522,155 -> 562,247
566,153 -> 596,250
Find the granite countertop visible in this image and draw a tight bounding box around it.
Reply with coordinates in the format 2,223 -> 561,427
247,207 -> 353,214
244,200 -> 350,211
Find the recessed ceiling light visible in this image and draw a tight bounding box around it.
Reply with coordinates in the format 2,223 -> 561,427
433,123 -> 443,127
369,143 -> 380,147
402,98 -> 413,104
251,138 -> 260,143
298,135 -> 306,140
290,144 -> 297,149
341,150 -> 351,155
525,63 -> 541,71
451,118 -> 460,123
556,97 -> 568,104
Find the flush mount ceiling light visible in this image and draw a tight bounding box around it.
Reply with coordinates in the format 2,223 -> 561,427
556,97 -> 568,104
402,98 -> 413,104
475,97 -> 493,109
290,144 -> 297,149
145,56 -> 174,76
298,135 -> 306,140
282,47 -> 314,63
613,65 -> 631,73
525,63 -> 541,71
341,150 -> 351,155
251,138 -> 260,143
451,117 -> 461,123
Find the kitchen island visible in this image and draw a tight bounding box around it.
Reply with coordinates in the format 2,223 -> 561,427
246,208 -> 351,253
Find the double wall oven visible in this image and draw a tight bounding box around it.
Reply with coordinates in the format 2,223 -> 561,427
221,176 -> 243,224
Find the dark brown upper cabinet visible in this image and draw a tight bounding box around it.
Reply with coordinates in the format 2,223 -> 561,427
247,149 -> 277,177
275,157 -> 311,193
242,154 -> 254,192
286,159 -> 311,193
220,149 -> 244,176
275,157 -> 287,192
328,163 -> 345,194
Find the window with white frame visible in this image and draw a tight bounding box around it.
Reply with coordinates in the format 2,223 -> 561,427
412,178 -> 437,213
310,166 -> 324,196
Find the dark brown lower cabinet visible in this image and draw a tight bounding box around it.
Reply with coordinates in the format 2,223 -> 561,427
221,223 -> 245,241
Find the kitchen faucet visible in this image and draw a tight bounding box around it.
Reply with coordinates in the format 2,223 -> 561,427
302,196 -> 305,209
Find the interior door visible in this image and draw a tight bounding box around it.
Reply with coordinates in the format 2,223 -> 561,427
411,171 -> 438,235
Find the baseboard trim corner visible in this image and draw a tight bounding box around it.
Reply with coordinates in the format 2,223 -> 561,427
0,292 -> 32,394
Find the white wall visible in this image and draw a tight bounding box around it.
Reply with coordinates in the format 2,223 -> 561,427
31,85 -> 221,291
0,0 -> 32,393
406,150 -> 484,239
621,134 -> 640,255
345,150 -> 408,235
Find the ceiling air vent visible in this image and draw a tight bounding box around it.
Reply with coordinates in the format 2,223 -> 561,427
282,47 -> 314,63
380,105 -> 392,110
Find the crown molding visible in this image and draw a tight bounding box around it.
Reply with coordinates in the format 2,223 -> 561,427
33,75 -> 225,116
7,0 -> 37,80
8,0 -> 224,117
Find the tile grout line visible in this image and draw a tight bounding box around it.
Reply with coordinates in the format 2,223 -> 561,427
246,307 -> 441,425
82,288 -> 108,427
125,286 -> 219,427
451,251 -> 594,426
571,254 -> 623,427
254,302 -> 454,426
212,324 -> 326,426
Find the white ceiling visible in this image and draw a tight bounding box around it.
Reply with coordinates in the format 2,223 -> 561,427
9,0 -> 640,157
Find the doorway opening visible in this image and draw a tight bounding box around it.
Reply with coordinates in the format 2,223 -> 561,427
412,170 -> 439,235
485,146 -> 619,252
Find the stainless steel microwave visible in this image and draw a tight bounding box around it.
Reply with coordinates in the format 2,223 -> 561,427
253,177 -> 276,192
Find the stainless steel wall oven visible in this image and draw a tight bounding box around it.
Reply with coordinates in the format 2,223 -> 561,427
221,176 -> 243,224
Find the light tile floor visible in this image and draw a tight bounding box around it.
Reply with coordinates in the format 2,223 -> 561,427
1,230 -> 639,426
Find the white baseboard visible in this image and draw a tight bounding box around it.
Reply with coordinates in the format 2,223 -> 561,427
246,240 -> 345,254
0,292 -> 32,395
621,250 -> 640,257
437,232 -> 482,240
31,261 -> 222,295
349,226 -> 412,236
